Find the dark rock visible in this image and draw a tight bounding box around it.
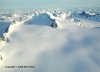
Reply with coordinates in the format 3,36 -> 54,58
0,54 -> 3,61
5,26 -> 10,33
50,20 -> 58,28
0,37 -> 3,42
80,11 -> 89,18
80,11 -> 87,16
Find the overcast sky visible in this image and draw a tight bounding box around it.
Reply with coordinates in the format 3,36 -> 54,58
0,0 -> 100,10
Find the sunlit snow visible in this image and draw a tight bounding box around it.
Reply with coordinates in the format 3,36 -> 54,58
0,8 -> 100,72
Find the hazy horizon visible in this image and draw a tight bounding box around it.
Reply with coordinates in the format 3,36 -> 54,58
0,0 -> 100,10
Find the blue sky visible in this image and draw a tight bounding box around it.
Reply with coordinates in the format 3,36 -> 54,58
0,0 -> 100,10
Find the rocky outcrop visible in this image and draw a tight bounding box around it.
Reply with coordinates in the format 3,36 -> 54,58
0,25 -> 10,43
0,51 -> 4,61
0,54 -> 3,61
50,19 -> 59,28
80,11 -> 96,18
80,11 -> 89,18
2,33 -> 7,41
74,18 -> 80,23
0,37 -> 3,42
0,33 -> 7,42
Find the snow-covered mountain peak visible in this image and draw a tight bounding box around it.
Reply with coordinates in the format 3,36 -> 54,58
0,8 -> 100,72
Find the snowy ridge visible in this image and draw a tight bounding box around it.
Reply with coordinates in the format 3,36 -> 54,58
0,8 -> 100,72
